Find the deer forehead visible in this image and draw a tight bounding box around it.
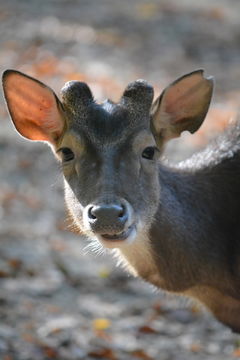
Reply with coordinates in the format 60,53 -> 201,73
60,79 -> 154,141
62,100 -> 151,147
61,125 -> 154,157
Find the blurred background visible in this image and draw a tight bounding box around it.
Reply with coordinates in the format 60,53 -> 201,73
1,1 -> 240,359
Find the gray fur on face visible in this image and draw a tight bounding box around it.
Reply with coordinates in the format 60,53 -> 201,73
121,79 -> 154,116
4,68 -> 240,332
61,80 -> 155,148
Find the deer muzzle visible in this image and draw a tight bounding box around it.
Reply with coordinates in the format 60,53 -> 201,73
84,200 -> 137,247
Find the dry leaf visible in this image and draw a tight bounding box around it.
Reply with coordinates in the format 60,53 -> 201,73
93,318 -> 111,331
98,267 -> 111,278
88,347 -> 117,359
233,348 -> 240,358
138,325 -> 158,334
42,345 -> 59,359
8,258 -> 22,270
131,349 -> 153,360
190,343 -> 202,352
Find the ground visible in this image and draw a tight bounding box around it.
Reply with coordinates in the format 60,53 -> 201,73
1,1 -> 240,359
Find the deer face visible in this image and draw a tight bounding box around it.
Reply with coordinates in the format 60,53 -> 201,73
2,70 -> 213,248
56,80 -> 160,248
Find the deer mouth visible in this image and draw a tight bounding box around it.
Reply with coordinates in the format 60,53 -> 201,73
98,224 -> 136,246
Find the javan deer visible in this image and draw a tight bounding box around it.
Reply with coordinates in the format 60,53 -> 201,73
3,69 -> 240,332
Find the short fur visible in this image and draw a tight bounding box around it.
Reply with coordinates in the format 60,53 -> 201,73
4,69 -> 240,332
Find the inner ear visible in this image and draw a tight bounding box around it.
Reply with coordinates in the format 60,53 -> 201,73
151,70 -> 214,145
2,70 -> 65,144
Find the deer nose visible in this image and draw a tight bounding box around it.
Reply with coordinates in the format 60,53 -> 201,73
87,203 -> 128,233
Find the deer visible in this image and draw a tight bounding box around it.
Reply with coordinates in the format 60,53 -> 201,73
2,69 -> 240,333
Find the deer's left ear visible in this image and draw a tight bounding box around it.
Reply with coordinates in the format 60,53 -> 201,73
151,70 -> 214,146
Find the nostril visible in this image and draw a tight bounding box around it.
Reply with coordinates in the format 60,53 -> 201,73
88,206 -> 97,220
118,204 -> 126,219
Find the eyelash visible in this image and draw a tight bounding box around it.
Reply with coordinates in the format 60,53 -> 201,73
58,147 -> 75,162
142,146 -> 158,160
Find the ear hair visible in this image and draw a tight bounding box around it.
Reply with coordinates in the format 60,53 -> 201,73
2,69 -> 65,144
151,70 -> 214,146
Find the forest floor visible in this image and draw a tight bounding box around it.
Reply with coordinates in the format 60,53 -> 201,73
1,1 -> 240,359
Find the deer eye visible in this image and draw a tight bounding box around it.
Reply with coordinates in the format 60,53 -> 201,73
59,147 -> 75,162
142,146 -> 156,160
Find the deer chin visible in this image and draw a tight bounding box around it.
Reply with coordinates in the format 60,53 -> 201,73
95,224 -> 137,249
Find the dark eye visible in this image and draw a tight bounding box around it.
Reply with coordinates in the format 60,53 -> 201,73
142,146 -> 156,160
59,147 -> 75,162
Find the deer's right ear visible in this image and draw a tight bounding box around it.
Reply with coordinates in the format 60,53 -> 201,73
2,70 -> 65,144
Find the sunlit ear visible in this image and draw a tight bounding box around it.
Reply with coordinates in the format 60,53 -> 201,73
2,70 -> 65,144
151,70 -> 214,146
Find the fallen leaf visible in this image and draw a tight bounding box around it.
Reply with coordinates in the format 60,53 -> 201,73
42,345 -> 59,359
233,348 -> 240,358
93,318 -> 111,331
130,349 -> 153,360
88,347 -> 117,359
190,343 -> 202,352
152,300 -> 163,313
8,258 -> 22,271
98,267 -> 111,278
138,325 -> 158,334
0,270 -> 10,278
